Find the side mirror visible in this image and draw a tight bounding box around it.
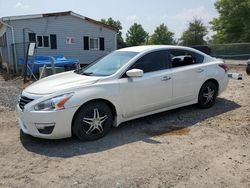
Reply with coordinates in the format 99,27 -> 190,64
126,69 -> 144,77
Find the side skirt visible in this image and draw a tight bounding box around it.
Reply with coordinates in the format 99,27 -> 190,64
115,100 -> 197,127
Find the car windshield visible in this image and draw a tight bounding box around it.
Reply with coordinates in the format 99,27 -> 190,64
76,51 -> 139,76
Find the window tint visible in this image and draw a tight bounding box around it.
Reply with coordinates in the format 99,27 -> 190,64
170,50 -> 204,68
194,52 -> 204,63
131,50 -> 169,73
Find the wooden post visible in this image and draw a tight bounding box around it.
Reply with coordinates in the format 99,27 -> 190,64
50,56 -> 56,75
39,65 -> 47,79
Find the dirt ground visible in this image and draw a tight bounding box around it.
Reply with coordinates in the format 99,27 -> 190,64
0,64 -> 249,188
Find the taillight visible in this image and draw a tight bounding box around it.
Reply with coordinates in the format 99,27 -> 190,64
219,64 -> 228,73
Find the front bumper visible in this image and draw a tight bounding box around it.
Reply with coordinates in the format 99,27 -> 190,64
17,105 -> 78,139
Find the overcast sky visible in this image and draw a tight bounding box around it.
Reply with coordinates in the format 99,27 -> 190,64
0,0 -> 218,39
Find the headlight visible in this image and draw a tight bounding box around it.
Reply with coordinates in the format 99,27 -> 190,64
34,93 -> 73,111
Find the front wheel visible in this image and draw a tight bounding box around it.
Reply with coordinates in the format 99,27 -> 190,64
72,101 -> 113,141
198,81 -> 218,108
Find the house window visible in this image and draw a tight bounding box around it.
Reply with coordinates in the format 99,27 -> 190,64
0,33 -> 7,47
89,38 -> 99,50
83,36 -> 105,50
28,33 -> 36,43
37,35 -> 49,48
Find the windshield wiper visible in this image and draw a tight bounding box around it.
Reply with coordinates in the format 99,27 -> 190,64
82,72 -> 93,76
74,69 -> 82,74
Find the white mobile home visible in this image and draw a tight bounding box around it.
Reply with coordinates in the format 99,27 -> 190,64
0,11 -> 118,72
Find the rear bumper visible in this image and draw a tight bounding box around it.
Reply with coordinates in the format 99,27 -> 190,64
218,74 -> 229,95
17,105 -> 78,139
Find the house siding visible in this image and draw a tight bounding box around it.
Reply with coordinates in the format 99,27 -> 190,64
3,14 -> 117,65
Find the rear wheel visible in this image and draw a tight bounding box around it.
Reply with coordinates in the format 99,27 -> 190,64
198,81 -> 218,108
247,65 -> 250,75
73,101 -> 113,141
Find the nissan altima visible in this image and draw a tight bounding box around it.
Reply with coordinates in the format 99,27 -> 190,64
17,45 -> 229,140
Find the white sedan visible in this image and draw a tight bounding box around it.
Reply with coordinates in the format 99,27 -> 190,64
17,45 -> 229,140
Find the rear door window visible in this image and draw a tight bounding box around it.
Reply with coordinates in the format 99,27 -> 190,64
169,49 -> 204,68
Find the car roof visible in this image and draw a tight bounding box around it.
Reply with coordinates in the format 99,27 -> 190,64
117,45 -> 206,54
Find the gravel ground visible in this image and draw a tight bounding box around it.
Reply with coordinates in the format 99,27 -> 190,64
0,65 -> 249,188
0,79 -> 21,111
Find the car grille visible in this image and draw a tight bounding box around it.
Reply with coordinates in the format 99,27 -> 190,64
19,95 -> 34,110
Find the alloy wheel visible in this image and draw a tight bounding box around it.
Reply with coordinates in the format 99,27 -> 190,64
202,86 -> 215,105
198,81 -> 218,108
82,108 -> 108,135
73,101 -> 113,141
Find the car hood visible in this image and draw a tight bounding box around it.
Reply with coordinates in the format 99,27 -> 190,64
24,71 -> 100,95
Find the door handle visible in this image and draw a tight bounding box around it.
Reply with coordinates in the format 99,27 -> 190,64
161,76 -> 171,81
197,68 -> 204,73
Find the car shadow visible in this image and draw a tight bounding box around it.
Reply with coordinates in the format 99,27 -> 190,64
20,98 -> 241,158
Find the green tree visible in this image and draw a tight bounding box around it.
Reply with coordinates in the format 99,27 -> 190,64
179,18 -> 208,46
100,17 -> 126,48
210,0 -> 250,43
149,24 -> 175,45
126,23 -> 148,46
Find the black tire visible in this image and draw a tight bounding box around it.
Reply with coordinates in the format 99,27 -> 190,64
72,101 -> 113,141
247,65 -> 250,75
198,81 -> 218,108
